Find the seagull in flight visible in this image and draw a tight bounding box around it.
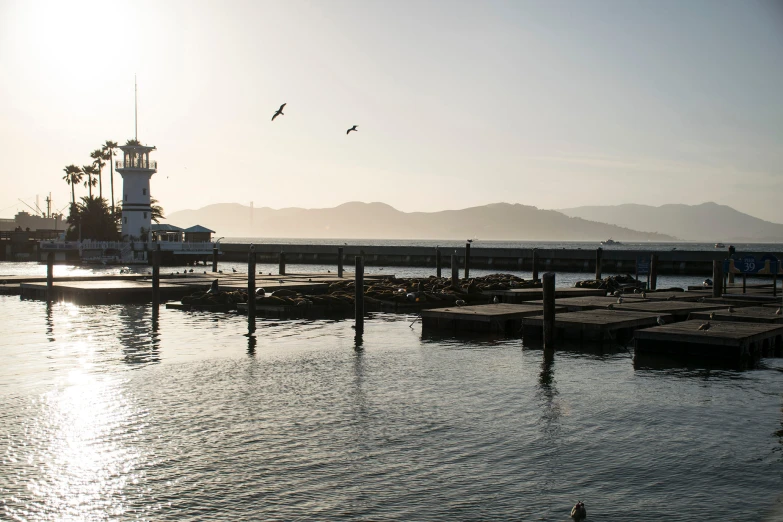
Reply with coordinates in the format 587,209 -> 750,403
271,103 -> 286,121
346,125 -> 358,135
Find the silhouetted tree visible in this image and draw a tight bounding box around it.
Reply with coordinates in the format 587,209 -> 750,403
102,140 -> 118,214
90,149 -> 105,199
62,165 -> 83,207
81,165 -> 98,198
65,196 -> 120,241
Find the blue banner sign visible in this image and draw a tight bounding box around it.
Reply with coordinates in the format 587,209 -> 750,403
636,257 -> 650,275
723,255 -> 780,275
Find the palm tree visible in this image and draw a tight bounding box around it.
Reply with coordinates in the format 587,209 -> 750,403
62,165 -> 83,207
82,165 -> 98,198
150,197 -> 165,224
102,140 -> 119,214
90,149 -> 105,199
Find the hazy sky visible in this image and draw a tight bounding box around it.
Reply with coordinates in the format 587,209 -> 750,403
1,0 -> 781,222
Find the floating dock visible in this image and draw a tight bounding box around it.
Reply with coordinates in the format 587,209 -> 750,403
688,306 -> 783,324
484,287 -> 606,303
520,310 -> 669,342
634,320 -> 783,364
20,280 -> 192,304
420,303 -> 567,333
611,300 -> 727,321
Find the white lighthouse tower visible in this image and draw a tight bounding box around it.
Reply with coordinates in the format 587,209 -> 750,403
116,141 -> 156,241
116,78 -> 157,243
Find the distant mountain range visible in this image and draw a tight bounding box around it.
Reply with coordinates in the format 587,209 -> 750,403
166,202 -> 675,241
558,202 -> 783,242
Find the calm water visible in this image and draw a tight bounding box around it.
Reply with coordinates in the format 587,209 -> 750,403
1,261 -> 783,521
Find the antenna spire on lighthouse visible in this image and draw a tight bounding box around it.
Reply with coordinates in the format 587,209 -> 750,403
134,74 -> 138,140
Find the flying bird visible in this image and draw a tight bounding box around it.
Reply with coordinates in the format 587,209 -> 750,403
271,103 -> 286,121
346,125 -> 358,135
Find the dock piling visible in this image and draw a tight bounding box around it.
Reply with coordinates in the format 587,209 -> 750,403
337,247 -> 344,278
152,244 -> 161,307
436,247 -> 441,278
248,246 -> 256,326
532,249 -> 539,282
595,247 -> 603,280
355,256 -> 364,332
650,254 -> 659,291
212,245 -> 218,273
46,252 -> 54,299
712,260 -> 722,298
451,254 -> 459,288
279,252 -> 286,276
464,242 -> 471,279
742,274 -> 747,294
543,272 -> 555,349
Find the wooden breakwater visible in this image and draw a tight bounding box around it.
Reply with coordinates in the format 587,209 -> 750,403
218,244 -> 782,276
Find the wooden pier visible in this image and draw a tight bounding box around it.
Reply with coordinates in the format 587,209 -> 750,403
520,310 -> 670,342
634,320 -> 783,364
420,303 -> 567,333
688,306 -> 783,324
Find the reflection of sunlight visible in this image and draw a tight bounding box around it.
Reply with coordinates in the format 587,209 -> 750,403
19,370 -> 144,519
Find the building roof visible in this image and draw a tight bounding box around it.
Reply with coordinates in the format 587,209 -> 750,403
183,225 -> 215,233
151,224 -> 184,232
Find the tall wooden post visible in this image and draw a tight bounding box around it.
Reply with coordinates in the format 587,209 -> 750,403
649,254 -> 659,291
451,254 -> 459,288
212,245 -> 218,272
435,247 -> 441,278
247,246 -> 256,327
543,272 -> 556,349
595,247 -> 603,280
464,242 -> 471,280
532,249 -> 539,282
712,260 -> 722,298
152,244 -> 161,307
742,274 -> 747,294
727,246 -> 735,284
354,256 -> 364,332
279,252 -> 286,275
46,251 -> 54,300
337,247 -> 344,278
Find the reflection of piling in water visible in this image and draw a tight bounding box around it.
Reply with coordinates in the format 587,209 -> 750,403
279,252 -> 286,276
46,252 -> 54,301
435,247 -> 441,278
451,254 -> 458,289
532,249 -> 539,282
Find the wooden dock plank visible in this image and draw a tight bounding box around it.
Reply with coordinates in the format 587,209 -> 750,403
689,306 -> 783,324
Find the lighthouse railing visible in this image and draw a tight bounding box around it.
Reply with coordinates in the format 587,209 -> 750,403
116,159 -> 158,169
